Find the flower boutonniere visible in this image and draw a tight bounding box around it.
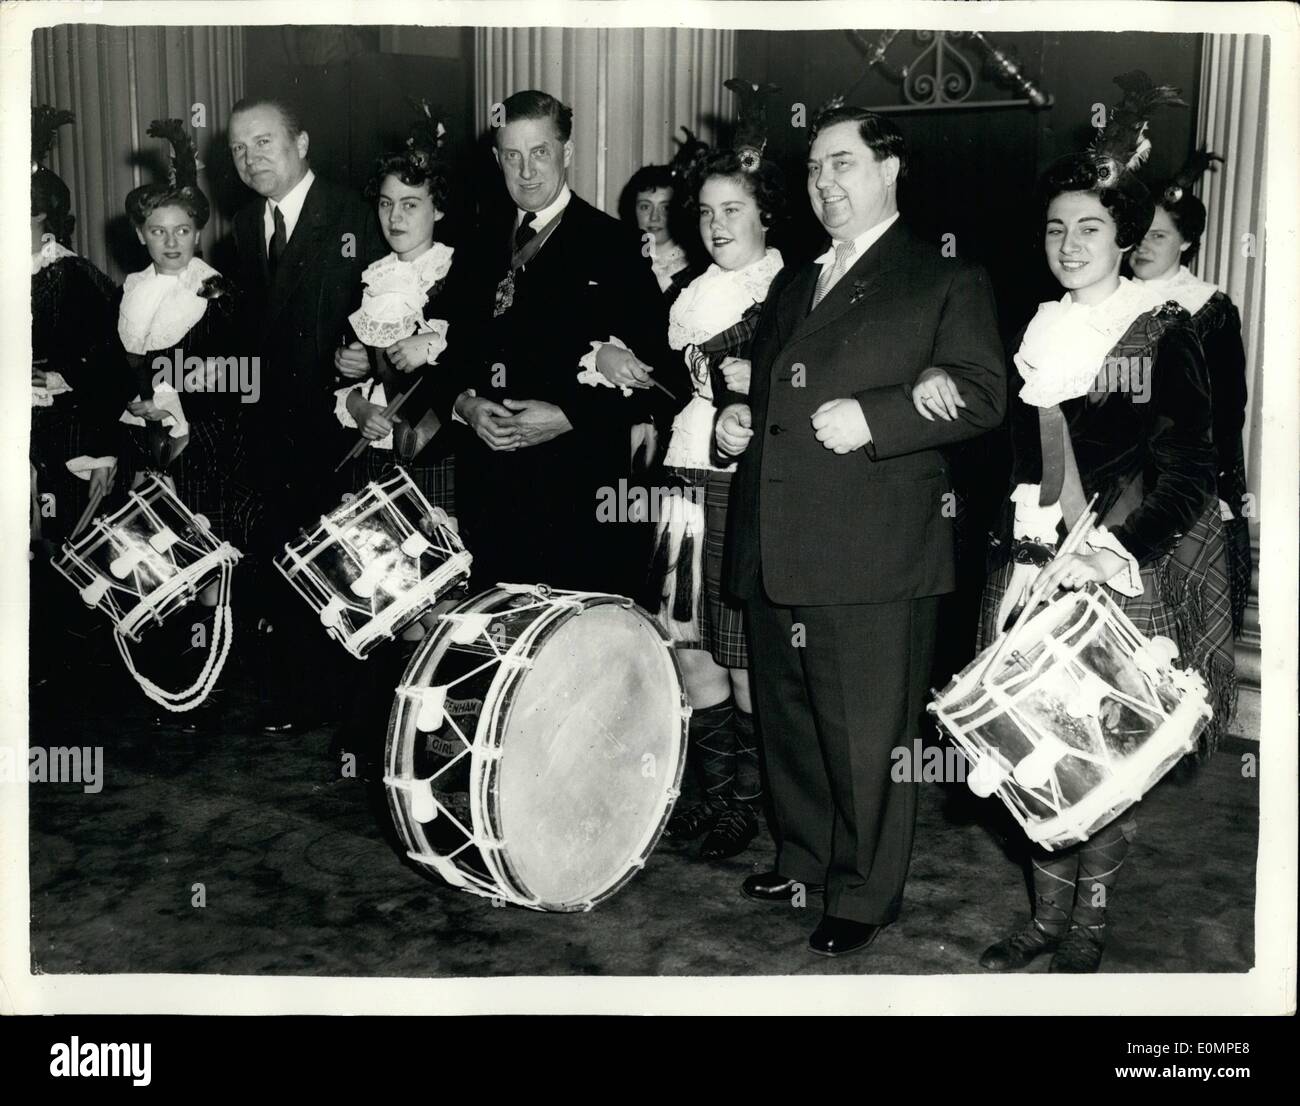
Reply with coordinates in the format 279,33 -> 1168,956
198,274 -> 235,301
849,279 -> 871,305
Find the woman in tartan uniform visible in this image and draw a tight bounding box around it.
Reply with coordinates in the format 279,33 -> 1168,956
612,146 -> 785,860
915,75 -> 1233,973
1131,151 -> 1253,635
30,106 -> 131,554
333,107 -> 459,517
113,121 -> 262,554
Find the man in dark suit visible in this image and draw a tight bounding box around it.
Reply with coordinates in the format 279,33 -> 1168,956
717,105 -> 1006,957
227,97 -> 387,731
448,90 -> 676,598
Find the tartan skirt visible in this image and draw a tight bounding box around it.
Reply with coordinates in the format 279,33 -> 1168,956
124,416 -> 263,554
649,466 -> 748,669
346,447 -> 456,518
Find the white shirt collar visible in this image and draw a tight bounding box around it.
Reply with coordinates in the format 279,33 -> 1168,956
815,211 -> 900,266
264,168 -> 316,243
517,182 -> 571,234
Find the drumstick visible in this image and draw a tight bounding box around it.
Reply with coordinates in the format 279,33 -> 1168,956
647,377 -> 677,402
335,379 -> 423,472
69,484 -> 106,541
977,495 -> 1099,684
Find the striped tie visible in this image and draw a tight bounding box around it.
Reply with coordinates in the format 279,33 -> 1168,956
812,240 -> 856,310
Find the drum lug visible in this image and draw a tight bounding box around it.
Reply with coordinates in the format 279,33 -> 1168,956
79,577 -> 110,607
148,526 -> 180,553
320,596 -> 346,629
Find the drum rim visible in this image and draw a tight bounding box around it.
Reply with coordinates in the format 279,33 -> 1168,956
474,594 -> 687,911
384,586 -> 689,912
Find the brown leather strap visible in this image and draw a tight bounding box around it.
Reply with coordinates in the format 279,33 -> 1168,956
1036,404 -> 1088,529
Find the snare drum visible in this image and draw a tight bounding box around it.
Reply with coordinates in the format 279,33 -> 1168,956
53,474 -> 241,711
385,584 -> 689,911
275,468 -> 471,659
930,584 -> 1212,850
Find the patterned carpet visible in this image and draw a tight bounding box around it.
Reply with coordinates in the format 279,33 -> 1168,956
26,641 -> 1258,981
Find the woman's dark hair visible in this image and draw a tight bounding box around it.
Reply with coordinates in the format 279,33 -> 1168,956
125,184 -> 210,231
31,168 -> 75,245
1039,153 -> 1154,250
1155,191 -> 1208,261
364,150 -> 449,214
809,104 -> 909,181
687,149 -> 786,228
618,164 -> 675,226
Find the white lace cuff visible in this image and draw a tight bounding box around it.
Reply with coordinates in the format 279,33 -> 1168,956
1085,524 -> 1143,598
577,336 -> 633,397
334,380 -> 370,429
119,383 -> 189,439
335,379 -> 393,450
416,317 -> 450,367
32,372 -> 73,409
66,456 -> 117,479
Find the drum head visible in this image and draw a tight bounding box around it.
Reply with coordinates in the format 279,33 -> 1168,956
493,603 -> 682,907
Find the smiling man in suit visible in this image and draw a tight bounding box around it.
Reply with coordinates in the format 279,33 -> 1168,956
449,89 -> 676,598
227,97 -> 386,732
716,105 -> 1005,957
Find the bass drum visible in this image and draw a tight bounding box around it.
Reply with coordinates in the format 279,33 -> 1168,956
384,584 -> 689,911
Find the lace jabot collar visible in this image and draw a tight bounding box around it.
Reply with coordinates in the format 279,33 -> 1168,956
118,257 -> 221,355
668,248 -> 783,350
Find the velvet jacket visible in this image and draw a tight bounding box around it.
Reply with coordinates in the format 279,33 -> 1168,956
995,302 -> 1217,569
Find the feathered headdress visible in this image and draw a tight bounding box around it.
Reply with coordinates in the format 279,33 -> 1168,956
1088,70 -> 1186,188
1162,148 -> 1224,206
125,118 -> 209,228
32,105 -> 75,175
668,125 -> 710,186
404,97 -> 447,171
146,118 -> 200,189
724,77 -> 782,172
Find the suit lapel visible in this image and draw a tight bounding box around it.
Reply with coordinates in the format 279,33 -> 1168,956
786,222 -> 906,346
267,179 -> 330,324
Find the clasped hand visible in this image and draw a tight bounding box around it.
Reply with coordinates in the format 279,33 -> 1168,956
459,394 -> 571,452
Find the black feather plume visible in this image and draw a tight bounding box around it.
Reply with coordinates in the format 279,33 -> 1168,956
32,105 -> 75,169
1089,70 -> 1186,181
668,125 -> 710,183
1165,148 -> 1224,203
405,97 -> 447,163
725,77 -> 782,163
146,119 -> 199,189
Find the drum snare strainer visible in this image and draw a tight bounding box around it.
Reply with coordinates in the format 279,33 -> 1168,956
385,584 -> 690,911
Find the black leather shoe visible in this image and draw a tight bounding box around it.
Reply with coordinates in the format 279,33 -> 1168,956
741,871 -> 824,902
809,916 -> 886,958
1048,925 -> 1105,973
699,807 -> 759,859
666,800 -> 724,841
980,921 -> 1062,971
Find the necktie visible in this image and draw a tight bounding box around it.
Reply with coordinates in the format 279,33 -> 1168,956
268,203 -> 287,277
812,240 -> 856,310
514,211 -> 537,253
